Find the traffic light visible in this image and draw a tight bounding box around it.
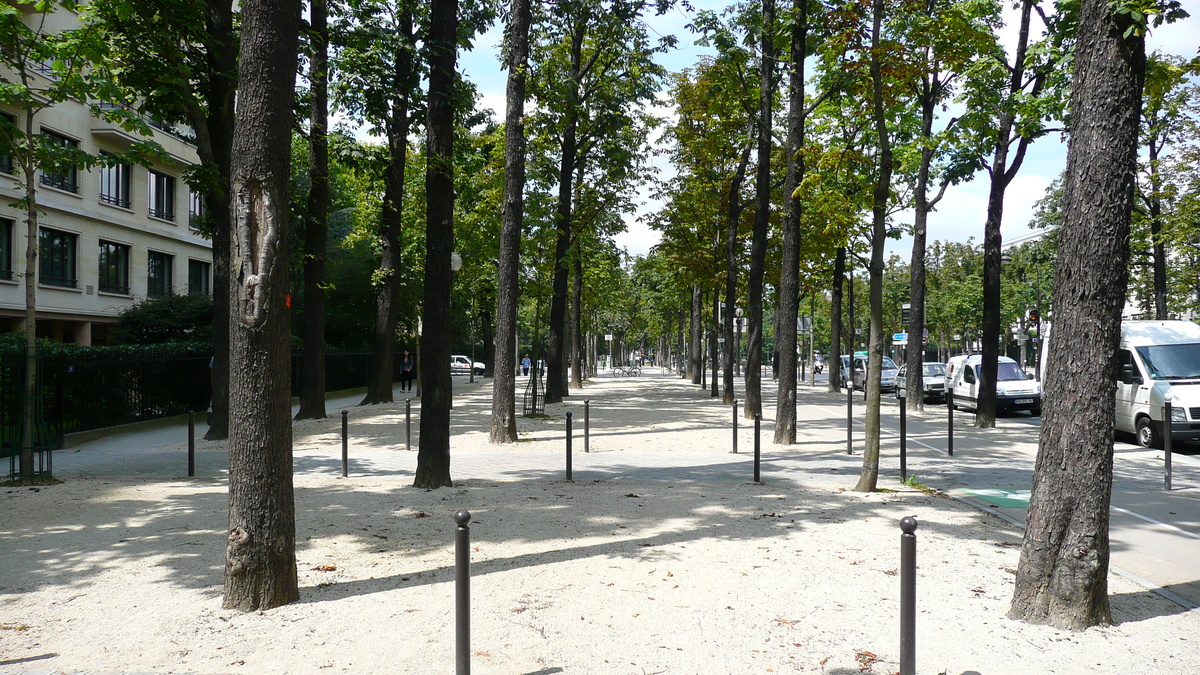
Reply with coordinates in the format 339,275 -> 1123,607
1028,308 -> 1040,324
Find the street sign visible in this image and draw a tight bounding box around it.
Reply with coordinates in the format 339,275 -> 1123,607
893,332 -> 907,341
605,334 -> 613,341
895,339 -> 908,346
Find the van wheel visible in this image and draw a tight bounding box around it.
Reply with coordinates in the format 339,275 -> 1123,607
1136,416 -> 1161,448
1030,405 -> 1042,417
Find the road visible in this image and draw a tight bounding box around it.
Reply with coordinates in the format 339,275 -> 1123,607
795,374 -> 1200,610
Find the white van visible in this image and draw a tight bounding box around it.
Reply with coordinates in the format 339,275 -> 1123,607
946,354 -> 1042,416
1115,320 -> 1200,447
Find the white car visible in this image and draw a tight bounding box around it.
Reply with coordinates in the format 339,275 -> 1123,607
450,355 -> 484,375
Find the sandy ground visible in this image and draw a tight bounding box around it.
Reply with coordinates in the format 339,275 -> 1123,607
2,372 -> 1198,675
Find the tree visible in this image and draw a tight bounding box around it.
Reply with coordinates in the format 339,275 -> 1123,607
223,0 -> 302,611
490,0 -> 532,443
414,0 -> 457,489
296,0 -> 331,420
0,0 -> 162,477
88,0 -> 239,441
332,0 -> 422,406
1008,0 -> 1159,631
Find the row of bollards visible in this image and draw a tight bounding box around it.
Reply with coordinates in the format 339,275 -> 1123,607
448,509 -> 919,675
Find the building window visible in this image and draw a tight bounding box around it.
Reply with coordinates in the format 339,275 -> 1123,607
98,154 -> 131,208
38,227 -> 78,288
147,250 -> 173,297
148,170 -> 175,221
0,112 -> 14,175
98,240 -> 131,294
0,218 -> 12,281
189,191 -> 204,230
188,259 -> 211,296
40,131 -> 79,193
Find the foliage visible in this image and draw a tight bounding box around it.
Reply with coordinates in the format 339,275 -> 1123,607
111,294 -> 214,345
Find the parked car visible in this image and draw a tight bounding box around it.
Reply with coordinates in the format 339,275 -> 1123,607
851,354 -> 899,392
895,362 -> 947,401
945,354 -> 1040,415
451,355 -> 485,375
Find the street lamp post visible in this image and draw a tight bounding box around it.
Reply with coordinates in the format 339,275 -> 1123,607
450,252 -> 462,407
735,306 -> 743,377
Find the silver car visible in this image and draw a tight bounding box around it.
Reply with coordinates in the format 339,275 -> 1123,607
852,355 -> 899,392
895,362 -> 947,401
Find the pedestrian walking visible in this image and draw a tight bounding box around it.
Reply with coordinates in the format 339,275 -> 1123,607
400,350 -> 416,391
521,354 -> 531,376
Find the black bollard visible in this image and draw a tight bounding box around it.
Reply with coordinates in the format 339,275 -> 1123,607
584,399 -> 590,453
847,382 -> 854,455
565,411 -> 573,481
899,392 -> 907,482
753,413 -> 761,483
454,509 -> 472,675
341,410 -> 349,478
1165,401 -> 1173,491
406,398 -> 412,452
187,408 -> 194,475
946,393 -> 954,457
899,516 -> 918,675
732,399 -> 739,454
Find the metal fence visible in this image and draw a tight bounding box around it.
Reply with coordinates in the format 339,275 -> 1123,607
1,349 -> 403,456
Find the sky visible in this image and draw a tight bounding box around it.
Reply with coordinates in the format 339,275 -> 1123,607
455,0 -> 1200,260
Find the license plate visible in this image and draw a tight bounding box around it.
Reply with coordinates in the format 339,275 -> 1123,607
1015,398 -> 1032,405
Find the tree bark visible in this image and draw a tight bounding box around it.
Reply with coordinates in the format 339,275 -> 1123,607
854,0 -> 892,493
775,0 -> 808,444
722,146 -> 751,405
690,284 -> 702,383
745,0 -> 776,419
223,0 -> 301,611
571,252 -> 584,388
1009,0 -> 1143,630
296,0 -> 328,421
829,248 -> 845,392
414,0 -> 457,489
490,0 -> 530,443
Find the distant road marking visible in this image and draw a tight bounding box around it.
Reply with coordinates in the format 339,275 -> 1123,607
1111,505 -> 1200,540
804,399 -> 949,456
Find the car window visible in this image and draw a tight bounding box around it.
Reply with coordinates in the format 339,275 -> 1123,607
923,364 -> 945,377
963,366 -> 976,384
881,356 -> 897,369
997,362 -> 1027,381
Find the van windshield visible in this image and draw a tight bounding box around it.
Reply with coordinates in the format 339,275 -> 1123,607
923,363 -> 946,377
1136,343 -> 1200,380
997,362 -> 1027,381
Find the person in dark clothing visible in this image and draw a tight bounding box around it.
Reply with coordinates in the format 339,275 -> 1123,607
400,351 -> 416,391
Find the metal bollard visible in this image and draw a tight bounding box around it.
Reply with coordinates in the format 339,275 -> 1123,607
454,509 -> 472,675
187,410 -> 194,478
753,413 -> 761,483
733,399 -> 739,454
899,393 -> 907,482
406,398 -> 412,452
1165,401 -> 1173,491
847,383 -> 853,455
899,516 -> 918,675
946,393 -> 954,456
584,399 -> 590,453
341,410 -> 349,478
565,411 -> 573,481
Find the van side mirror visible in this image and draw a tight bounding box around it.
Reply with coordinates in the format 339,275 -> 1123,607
1119,364 -> 1141,385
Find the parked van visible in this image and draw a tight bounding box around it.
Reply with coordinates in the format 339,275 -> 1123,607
946,354 -> 1041,416
1115,320 -> 1200,447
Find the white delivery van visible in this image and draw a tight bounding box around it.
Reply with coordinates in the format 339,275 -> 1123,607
1115,320 -> 1200,447
946,354 -> 1042,416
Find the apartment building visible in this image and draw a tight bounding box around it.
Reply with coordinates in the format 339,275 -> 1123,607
0,9 -> 211,345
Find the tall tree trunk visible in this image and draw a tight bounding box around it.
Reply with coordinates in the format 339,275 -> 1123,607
223,0 -> 302,611
722,146 -> 752,404
571,253 -> 584,388
978,0 -> 1037,428
490,0 -> 530,443
363,11 -> 415,405
20,135 -> 38,478
546,111 -> 576,404
1148,137 -> 1168,319
854,0 -> 893,493
775,0 -> 808,444
745,0 -> 776,419
690,284 -> 702,383
481,308 -> 495,378
829,248 -> 845,393
296,0 -> 329,421
710,291 -> 719,398
415,0 -> 458,488
199,0 -> 238,442
1009,0 -> 1143,629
